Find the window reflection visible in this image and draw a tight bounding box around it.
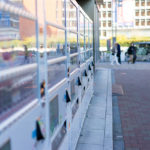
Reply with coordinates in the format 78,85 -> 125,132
89,23 -> 93,49
80,12 -> 84,35
0,3 -> 36,70
80,35 -> 84,52
85,19 -> 89,50
70,55 -> 78,72
46,26 -> 65,59
47,60 -> 66,88
68,32 -> 77,54
0,0 -> 37,122
67,0 -> 77,31
45,0 -> 65,26
80,52 -> 85,64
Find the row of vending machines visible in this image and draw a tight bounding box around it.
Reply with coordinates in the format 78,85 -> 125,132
0,57 -> 94,150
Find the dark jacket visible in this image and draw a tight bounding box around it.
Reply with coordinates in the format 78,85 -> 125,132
117,44 -> 121,57
128,46 -> 136,55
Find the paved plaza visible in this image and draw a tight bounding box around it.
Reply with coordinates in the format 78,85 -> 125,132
99,62 -> 150,150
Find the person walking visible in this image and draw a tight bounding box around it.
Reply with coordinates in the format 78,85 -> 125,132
116,43 -> 121,64
127,43 -> 136,64
111,43 -> 120,65
132,45 -> 137,64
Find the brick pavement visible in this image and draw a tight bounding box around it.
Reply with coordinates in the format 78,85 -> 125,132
115,69 -> 150,150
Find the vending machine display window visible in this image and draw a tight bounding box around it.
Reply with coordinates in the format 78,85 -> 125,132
50,95 -> 59,134
0,140 -> 11,150
71,79 -> 76,101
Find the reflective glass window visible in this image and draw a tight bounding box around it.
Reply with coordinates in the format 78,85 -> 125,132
46,27 -> 66,89
90,49 -> 93,57
45,0 -> 65,26
47,60 -> 66,89
80,52 -> 85,64
46,26 -> 65,59
141,19 -> 145,26
85,19 -> 89,50
80,35 -> 84,52
135,0 -> 139,7
147,19 -> 150,25
108,2 -> 111,8
66,0 -> 77,31
50,95 -> 59,134
80,12 -> 84,35
68,32 -> 77,54
70,55 -> 78,72
147,9 -> 150,16
108,11 -> 111,18
135,10 -> 139,16
89,23 -> 93,49
136,19 -> 139,26
0,0 -> 37,122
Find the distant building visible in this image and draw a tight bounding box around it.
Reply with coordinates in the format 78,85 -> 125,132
99,0 -> 150,39
0,10 -> 20,41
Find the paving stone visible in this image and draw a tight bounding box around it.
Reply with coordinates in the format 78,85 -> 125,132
87,106 -> 106,119
105,115 -> 113,138
104,138 -> 113,150
76,143 -> 103,150
84,117 -> 105,130
78,130 -> 104,145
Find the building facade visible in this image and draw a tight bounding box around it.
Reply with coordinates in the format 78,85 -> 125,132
99,0 -> 150,39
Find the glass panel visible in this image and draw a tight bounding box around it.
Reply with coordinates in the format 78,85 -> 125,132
85,19 -> 89,50
85,19 -> 88,36
69,32 -> 77,54
47,60 -> 66,89
70,79 -> 76,101
46,26 -> 65,59
70,55 -> 78,72
108,2 -> 111,8
108,11 -> 111,17
0,1 -> 37,122
0,17 -> 36,69
90,49 -> 93,57
80,12 -> 84,35
72,99 -> 79,119
50,95 -> 59,134
45,0 -> 65,26
80,52 -> 85,64
52,121 -> 66,150
89,23 -> 93,49
80,35 -> 84,52
0,140 -> 11,150
86,51 -> 90,60
66,0 -> 77,31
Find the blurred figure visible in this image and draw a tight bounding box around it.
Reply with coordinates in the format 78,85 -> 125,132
133,45 -> 137,64
116,43 -> 121,64
127,43 -> 136,63
24,45 -> 29,63
111,43 -> 120,65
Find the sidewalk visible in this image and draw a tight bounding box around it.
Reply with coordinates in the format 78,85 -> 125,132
76,68 -> 113,150
96,62 -> 150,150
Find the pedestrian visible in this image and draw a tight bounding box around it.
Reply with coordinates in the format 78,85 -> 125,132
24,45 -> 29,63
127,43 -> 136,64
116,42 -> 121,64
111,43 -> 120,65
132,44 -> 137,64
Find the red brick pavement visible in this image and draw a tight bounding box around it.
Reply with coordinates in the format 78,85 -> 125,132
115,70 -> 150,150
